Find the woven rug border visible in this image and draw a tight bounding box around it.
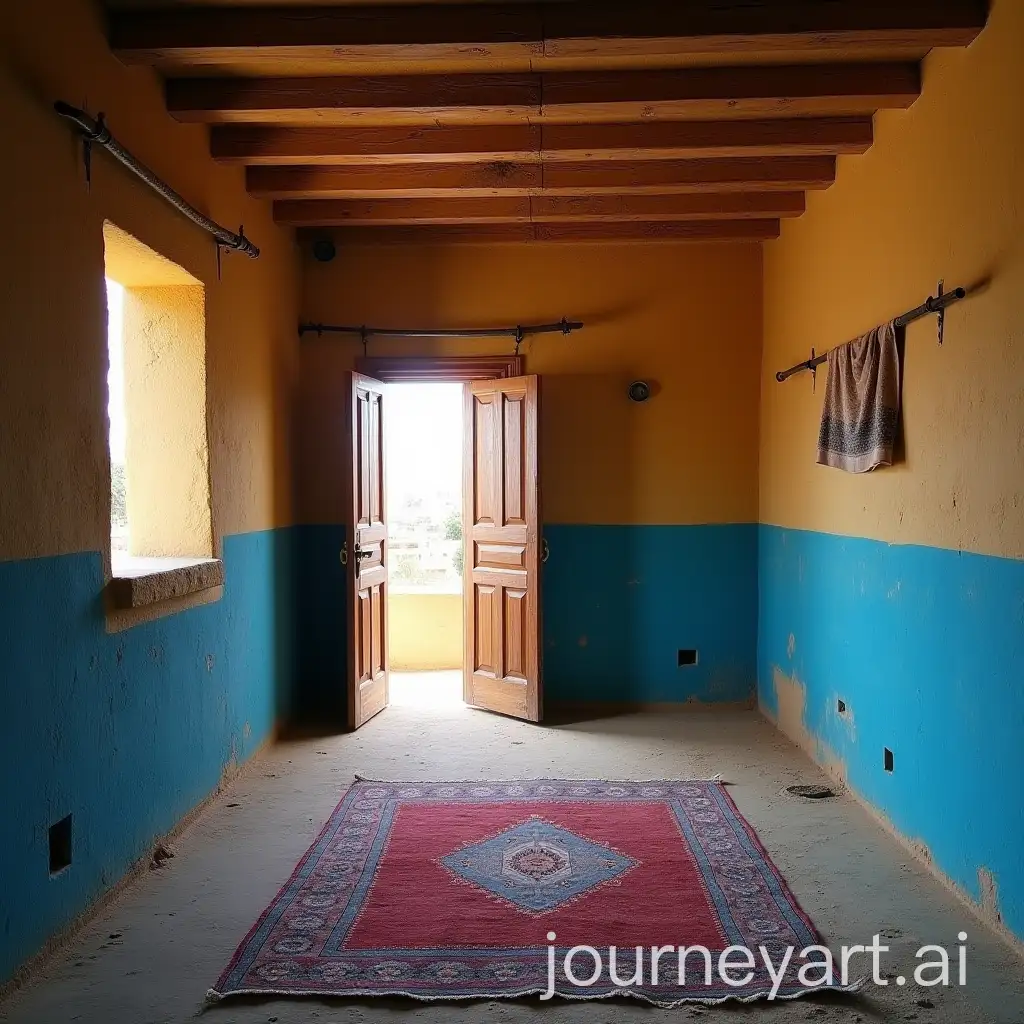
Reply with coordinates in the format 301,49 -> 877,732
210,778 -> 860,1007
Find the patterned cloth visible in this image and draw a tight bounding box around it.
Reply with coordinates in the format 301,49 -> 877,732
817,320 -> 900,473
211,779 -> 855,1006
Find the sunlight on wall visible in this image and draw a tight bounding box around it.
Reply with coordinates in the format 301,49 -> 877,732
105,280 -> 128,553
103,222 -> 212,561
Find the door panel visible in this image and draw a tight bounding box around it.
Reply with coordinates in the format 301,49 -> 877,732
344,372 -> 388,729
463,376 -> 541,722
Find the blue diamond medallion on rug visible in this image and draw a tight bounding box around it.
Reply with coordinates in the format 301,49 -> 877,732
440,816 -> 637,913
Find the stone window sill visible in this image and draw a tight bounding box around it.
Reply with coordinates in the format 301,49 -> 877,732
110,554 -> 224,609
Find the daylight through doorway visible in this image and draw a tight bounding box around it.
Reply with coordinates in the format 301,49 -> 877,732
384,382 -> 465,708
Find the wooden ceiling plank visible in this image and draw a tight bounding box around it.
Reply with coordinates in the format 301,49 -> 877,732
166,73 -> 542,124
540,3 -> 986,59
166,64 -> 918,126
276,196 -> 534,225
539,118 -> 873,161
540,63 -> 920,122
534,220 -> 781,242
211,117 -> 872,165
249,162 -> 544,198
112,2 -> 986,70
247,156 -> 834,199
211,124 -> 544,165
112,5 -> 544,63
542,156 -> 836,193
530,192 -> 806,222
310,224 -> 541,244
287,220 -> 782,244
273,191 -> 805,226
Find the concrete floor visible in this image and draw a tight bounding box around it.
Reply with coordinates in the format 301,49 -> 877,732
3,702 -> 1023,1024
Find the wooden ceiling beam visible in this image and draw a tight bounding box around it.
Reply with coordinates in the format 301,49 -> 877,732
273,191 -> 806,226
250,162 -> 543,199
292,220 -> 782,245
212,124 -> 542,165
211,117 -> 873,166
166,64 -> 919,126
111,2 -> 986,74
536,221 -> 782,242
248,156 -> 835,199
541,118 -> 872,162
532,192 -> 805,222
281,196 -> 533,226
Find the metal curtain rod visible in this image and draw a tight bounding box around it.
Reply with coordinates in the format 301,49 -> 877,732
298,318 -> 584,342
775,283 -> 967,383
54,101 -> 259,259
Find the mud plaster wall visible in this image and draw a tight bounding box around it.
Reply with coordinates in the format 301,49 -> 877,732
0,4 -> 299,563
758,0 -> 1024,945
122,284 -> 213,559
295,241 -> 762,706
0,0 -> 300,984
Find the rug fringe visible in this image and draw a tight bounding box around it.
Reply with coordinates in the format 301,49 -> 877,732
207,978 -> 865,1007
352,774 -> 729,782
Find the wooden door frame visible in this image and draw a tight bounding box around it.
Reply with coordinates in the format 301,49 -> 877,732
356,354 -> 536,716
343,372 -> 389,729
355,355 -> 523,383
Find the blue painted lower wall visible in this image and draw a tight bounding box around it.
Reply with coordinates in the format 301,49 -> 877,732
24,520 -> 1020,979
0,530 -> 294,984
285,523 -> 759,709
292,524 -> 347,722
543,524 -> 758,703
758,525 -> 1024,942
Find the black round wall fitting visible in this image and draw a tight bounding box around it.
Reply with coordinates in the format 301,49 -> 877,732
628,380 -> 652,403
312,238 -> 337,263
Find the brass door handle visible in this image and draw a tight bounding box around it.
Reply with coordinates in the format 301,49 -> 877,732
340,542 -> 348,566
541,538 -> 550,563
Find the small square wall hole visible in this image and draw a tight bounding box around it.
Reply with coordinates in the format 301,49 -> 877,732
677,649 -> 698,667
837,698 -> 847,714
883,748 -> 894,774
49,814 -> 72,875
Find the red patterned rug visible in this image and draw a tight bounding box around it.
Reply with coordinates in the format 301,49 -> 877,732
211,780 -> 856,1005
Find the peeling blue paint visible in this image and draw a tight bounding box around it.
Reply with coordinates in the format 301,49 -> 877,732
0,530 -> 292,984
9,518 -> 1017,985
543,524 -> 758,703
758,525 -> 1024,941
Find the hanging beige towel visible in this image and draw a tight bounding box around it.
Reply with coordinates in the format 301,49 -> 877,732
817,320 -> 900,473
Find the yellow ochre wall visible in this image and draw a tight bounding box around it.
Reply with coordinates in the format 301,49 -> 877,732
298,241 -> 763,528
757,0 -> 1024,944
297,240 -> 763,706
0,0 -> 299,567
388,593 -> 463,671
122,284 -> 213,560
0,0 -> 301,984
760,0 -> 1023,560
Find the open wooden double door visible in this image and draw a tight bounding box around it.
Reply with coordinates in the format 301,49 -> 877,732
342,372 -> 542,730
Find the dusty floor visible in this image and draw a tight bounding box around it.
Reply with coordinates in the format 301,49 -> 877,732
2,698 -> 1023,1024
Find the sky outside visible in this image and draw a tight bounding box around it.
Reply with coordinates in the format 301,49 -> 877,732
384,382 -> 463,519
